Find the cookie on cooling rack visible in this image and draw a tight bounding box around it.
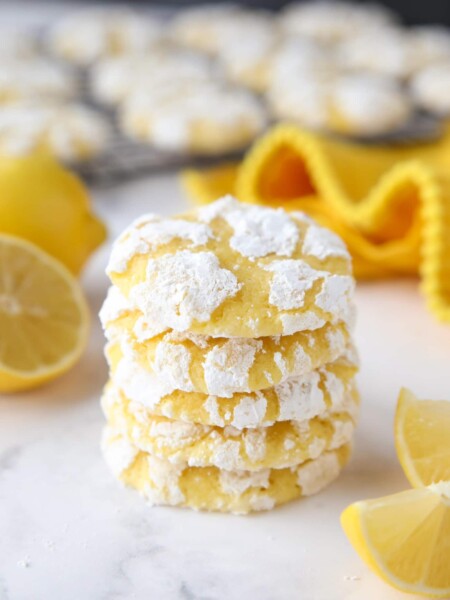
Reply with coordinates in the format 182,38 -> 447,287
337,29 -> 415,80
0,102 -> 111,162
119,81 -> 267,155
268,70 -> 411,137
410,63 -> 450,116
48,7 -> 162,65
408,26 -> 450,72
212,13 -> 278,93
329,73 -> 412,136
168,4 -> 246,55
90,50 -> 215,106
279,1 -> 397,44
0,58 -> 77,104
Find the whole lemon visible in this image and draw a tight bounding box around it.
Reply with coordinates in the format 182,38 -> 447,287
0,154 -> 106,274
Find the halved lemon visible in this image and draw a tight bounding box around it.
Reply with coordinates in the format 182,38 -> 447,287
341,483 -> 450,598
395,388 -> 450,488
0,234 -> 89,392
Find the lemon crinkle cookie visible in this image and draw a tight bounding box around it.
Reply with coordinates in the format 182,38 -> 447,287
102,426 -> 352,514
168,4 -> 249,56
106,196 -> 354,337
120,82 -> 267,155
410,63 -> 450,116
90,51 -> 215,106
329,74 -> 412,136
101,382 -> 358,471
105,341 -> 358,428
48,7 -> 162,65
100,285 -> 354,395
0,58 -> 76,104
0,102 -> 111,161
101,196 -> 359,513
279,1 -> 396,44
268,70 -> 411,136
211,13 -> 278,93
336,29 -> 415,79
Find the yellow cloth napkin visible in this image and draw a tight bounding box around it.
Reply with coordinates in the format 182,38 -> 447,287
182,123 -> 450,323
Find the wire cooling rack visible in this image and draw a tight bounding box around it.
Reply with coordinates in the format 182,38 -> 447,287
72,110 -> 442,187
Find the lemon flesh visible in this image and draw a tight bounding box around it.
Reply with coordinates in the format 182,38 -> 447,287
342,484 -> 450,598
395,388 -> 450,488
0,234 -> 89,392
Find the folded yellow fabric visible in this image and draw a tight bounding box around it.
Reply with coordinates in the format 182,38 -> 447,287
182,123 -> 450,323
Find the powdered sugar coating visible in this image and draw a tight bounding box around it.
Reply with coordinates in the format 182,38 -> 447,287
121,80 -> 267,153
224,204 -> 299,258
146,454 -> 185,505
49,7 -> 162,65
107,214 -> 212,274
297,450 -> 341,496
99,287 -> 129,328
108,340 -> 357,429
104,306 -> 352,397
264,260 -> 322,310
0,102 -> 110,161
219,468 -> 270,495
102,382 -> 359,470
101,427 -> 138,477
108,196 -> 354,337
153,342 -> 195,393
102,425 -> 351,513
130,250 -> 240,332
315,275 -> 355,316
280,312 -> 326,334
302,224 -> 350,260
276,372 -> 325,421
203,338 -> 262,397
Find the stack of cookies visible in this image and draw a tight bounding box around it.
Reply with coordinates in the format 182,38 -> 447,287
100,196 -> 359,514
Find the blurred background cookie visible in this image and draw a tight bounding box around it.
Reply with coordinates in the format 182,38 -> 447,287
410,63 -> 450,115
90,49 -> 216,106
120,80 -> 267,155
329,73 -> 412,136
48,7 -> 162,65
0,58 -> 77,104
279,1 -> 397,44
0,102 -> 111,161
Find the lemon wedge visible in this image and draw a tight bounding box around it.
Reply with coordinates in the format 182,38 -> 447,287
395,388 -> 450,487
0,234 -> 89,392
341,483 -> 450,598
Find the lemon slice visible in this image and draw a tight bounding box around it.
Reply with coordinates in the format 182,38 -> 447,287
0,234 -> 89,392
341,483 -> 450,598
395,388 -> 450,487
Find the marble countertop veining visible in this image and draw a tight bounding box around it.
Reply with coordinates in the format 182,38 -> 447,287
1,175 -> 450,600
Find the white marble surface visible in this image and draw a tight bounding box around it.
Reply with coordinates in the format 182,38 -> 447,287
1,172 -> 449,600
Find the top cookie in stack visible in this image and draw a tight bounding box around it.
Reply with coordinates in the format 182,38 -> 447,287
101,196 -> 359,514
106,195 -> 354,337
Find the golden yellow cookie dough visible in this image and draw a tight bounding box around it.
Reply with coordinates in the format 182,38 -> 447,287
107,196 -> 354,338
102,425 -> 352,514
106,340 -> 358,428
101,286 -> 354,396
101,382 -> 359,471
